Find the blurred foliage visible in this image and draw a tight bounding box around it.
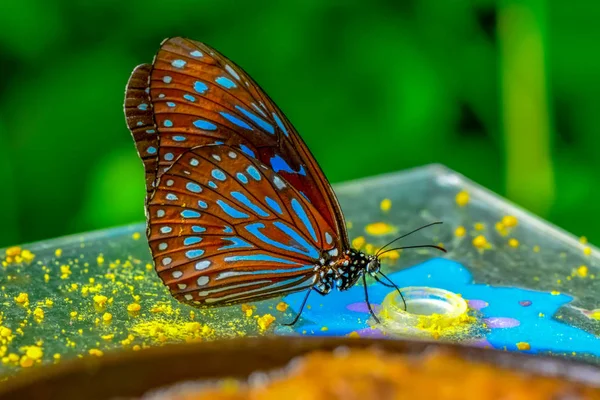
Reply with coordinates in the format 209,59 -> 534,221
0,0 -> 598,247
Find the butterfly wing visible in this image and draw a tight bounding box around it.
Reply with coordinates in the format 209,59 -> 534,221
124,64 -> 159,194
147,144 -> 340,306
126,37 -> 348,246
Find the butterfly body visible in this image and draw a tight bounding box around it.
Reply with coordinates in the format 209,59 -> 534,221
124,37 -> 442,323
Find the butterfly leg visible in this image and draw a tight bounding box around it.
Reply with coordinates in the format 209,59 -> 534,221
362,274 -> 381,324
282,286 -> 313,326
373,272 -> 407,311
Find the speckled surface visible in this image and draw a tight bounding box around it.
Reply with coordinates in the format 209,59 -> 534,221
1,164 -> 599,378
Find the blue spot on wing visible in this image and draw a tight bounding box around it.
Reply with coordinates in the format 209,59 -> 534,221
194,81 -> 208,94
183,237 -> 202,246
211,169 -> 226,181
185,249 -> 205,259
171,59 -> 186,68
193,120 -> 217,130
272,112 -> 289,137
290,199 -> 318,243
236,173 -> 249,184
246,166 -> 261,181
239,145 -> 255,158
184,94 -> 196,102
181,210 -> 201,218
215,76 -> 237,89
235,106 -> 275,134
220,112 -> 253,130
265,196 -> 283,215
231,192 -> 269,217
270,155 -> 307,176
223,254 -> 303,265
218,237 -> 253,250
217,200 -> 249,219
186,182 -> 202,193
246,222 -> 319,259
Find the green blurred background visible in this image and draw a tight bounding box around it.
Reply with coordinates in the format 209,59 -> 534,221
1,0 -> 598,247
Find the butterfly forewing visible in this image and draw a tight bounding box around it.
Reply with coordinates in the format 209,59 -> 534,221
142,37 -> 348,244
148,144 -> 339,306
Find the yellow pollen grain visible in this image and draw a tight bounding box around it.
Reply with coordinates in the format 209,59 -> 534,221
145,263 -> 153,271
455,190 -> 469,207
583,246 -> 591,256
474,222 -> 485,231
93,295 -> 108,308
44,299 -> 53,307
5,246 -> 21,257
102,313 -> 113,323
516,342 -> 530,351
20,356 -> 34,368
276,302 -> 288,312
25,345 -> 43,360
589,310 -> 600,320
54,248 -> 62,257
577,265 -> 588,278
89,349 -> 103,357
132,232 -> 141,240
15,293 -> 29,307
33,308 -> 44,321
580,236 -> 588,244
502,215 -> 518,228
21,250 -> 35,262
551,290 -> 560,295
127,303 -> 141,312
380,198 -> 392,212
351,236 -> 365,250
70,311 -> 78,318
60,265 -> 71,279
454,226 -> 466,237
320,326 -> 328,331
472,235 -> 489,250
97,255 -> 104,265
495,222 -> 508,236
1,327 -> 12,337
257,314 -> 275,331
365,222 -> 395,236
508,238 -> 519,248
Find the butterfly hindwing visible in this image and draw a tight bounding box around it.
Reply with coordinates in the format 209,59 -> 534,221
147,144 -> 339,306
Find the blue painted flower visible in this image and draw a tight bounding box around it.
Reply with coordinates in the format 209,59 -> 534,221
277,258 -> 600,358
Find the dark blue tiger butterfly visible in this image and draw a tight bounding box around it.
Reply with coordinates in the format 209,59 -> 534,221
124,37 -> 444,325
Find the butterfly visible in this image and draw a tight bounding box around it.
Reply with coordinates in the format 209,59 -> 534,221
124,37 -> 445,325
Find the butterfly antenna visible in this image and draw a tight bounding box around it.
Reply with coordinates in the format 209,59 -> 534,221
378,244 -> 447,257
363,274 -> 380,323
376,271 -> 407,311
375,222 -> 443,257
283,286 -> 313,326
